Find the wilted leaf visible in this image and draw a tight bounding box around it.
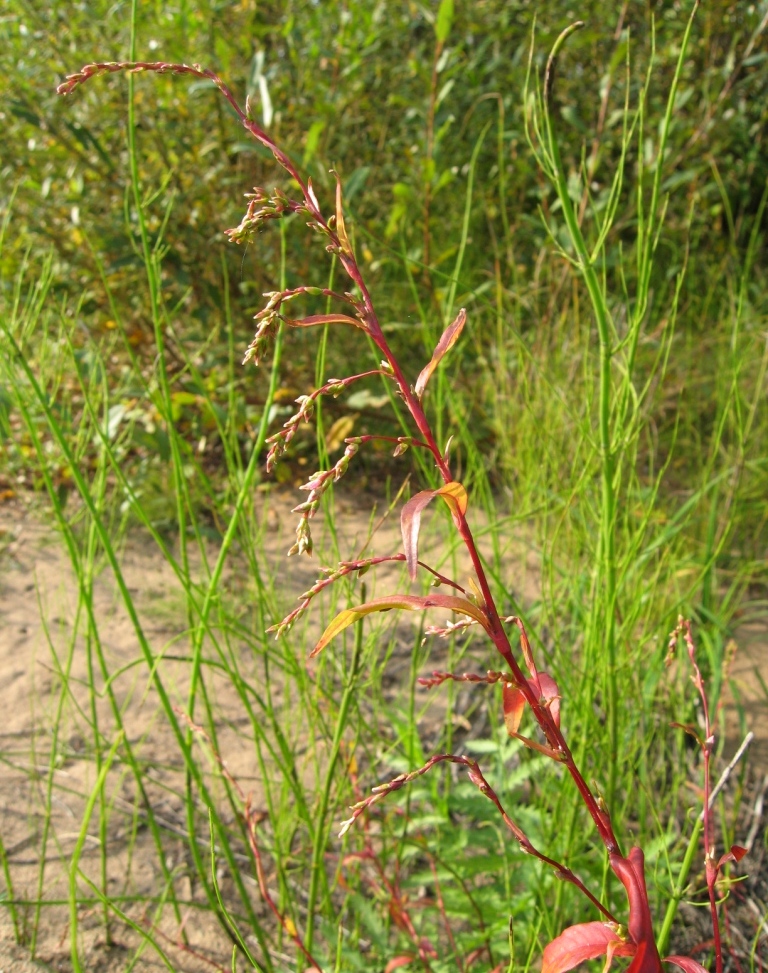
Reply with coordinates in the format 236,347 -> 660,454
542,922 -> 633,973
401,481 -> 468,579
663,958 -> 709,973
717,844 -> 747,869
310,593 -> 488,658
307,178 -> 320,211
325,414 -> 357,452
414,308 -> 466,399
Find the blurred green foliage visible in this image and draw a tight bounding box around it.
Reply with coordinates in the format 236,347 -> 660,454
3,0 -> 766,365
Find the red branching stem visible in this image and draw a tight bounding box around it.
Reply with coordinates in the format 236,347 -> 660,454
347,434 -> 433,453
418,670 -> 505,689
270,553 -> 465,636
429,858 -> 465,973
59,55 -> 621,892
674,618 -> 724,973
341,754 -> 619,924
244,798 -> 325,971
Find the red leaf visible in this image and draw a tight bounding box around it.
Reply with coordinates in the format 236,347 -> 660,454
663,957 -> 710,973
502,672 -> 561,738
717,844 -> 747,869
503,683 -> 526,736
385,956 -> 415,973
401,490 -> 440,580
610,848 -> 662,973
400,482 -> 468,580
287,313 -> 364,329
542,922 -> 634,973
414,308 -> 467,399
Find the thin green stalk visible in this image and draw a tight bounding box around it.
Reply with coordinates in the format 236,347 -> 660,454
0,818 -> 21,944
69,732 -> 123,973
305,595 -> 364,952
541,26 -> 618,783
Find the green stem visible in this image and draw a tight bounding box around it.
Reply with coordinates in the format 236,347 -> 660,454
657,816 -> 703,956
305,590 -> 364,953
542,30 -> 618,785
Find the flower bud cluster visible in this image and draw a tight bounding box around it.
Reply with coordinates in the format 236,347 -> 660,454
243,286 -> 358,368
265,393 -> 317,473
225,186 -> 304,246
268,554 -> 396,638
265,371 -> 382,473
287,440 -> 360,557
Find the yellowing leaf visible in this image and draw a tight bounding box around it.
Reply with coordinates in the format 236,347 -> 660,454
310,594 -> 489,658
333,170 -> 353,255
401,481 -> 468,580
414,308 -> 466,399
325,414 -> 357,452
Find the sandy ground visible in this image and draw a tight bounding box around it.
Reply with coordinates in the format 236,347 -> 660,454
0,490 -> 765,972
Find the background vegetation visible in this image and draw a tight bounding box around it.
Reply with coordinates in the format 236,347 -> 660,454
0,1 -> 766,971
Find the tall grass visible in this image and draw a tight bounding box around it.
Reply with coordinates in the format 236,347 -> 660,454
0,3 -> 765,971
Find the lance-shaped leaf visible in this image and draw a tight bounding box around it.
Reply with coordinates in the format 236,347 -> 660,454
333,170 -> 353,256
414,308 -> 467,399
310,593 -> 487,658
503,672 -> 561,737
384,957 -> 415,973
609,848 -> 662,973
542,922 -> 634,973
401,481 -> 468,581
286,313 -> 365,329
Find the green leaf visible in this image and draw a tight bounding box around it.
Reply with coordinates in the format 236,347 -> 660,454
303,119 -> 325,165
435,0 -> 454,44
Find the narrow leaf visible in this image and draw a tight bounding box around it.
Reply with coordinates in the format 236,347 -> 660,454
307,178 -> 320,211
663,958 -> 709,973
287,313 -> 364,329
385,957 -> 414,973
609,848 -> 661,973
435,0 -> 454,44
334,171 -> 353,255
400,482 -> 467,580
401,490 -> 440,580
311,593 -> 487,657
542,922 -> 633,973
414,308 -> 466,399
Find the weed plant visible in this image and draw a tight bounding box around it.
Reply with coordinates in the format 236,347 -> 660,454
0,2 -> 766,972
